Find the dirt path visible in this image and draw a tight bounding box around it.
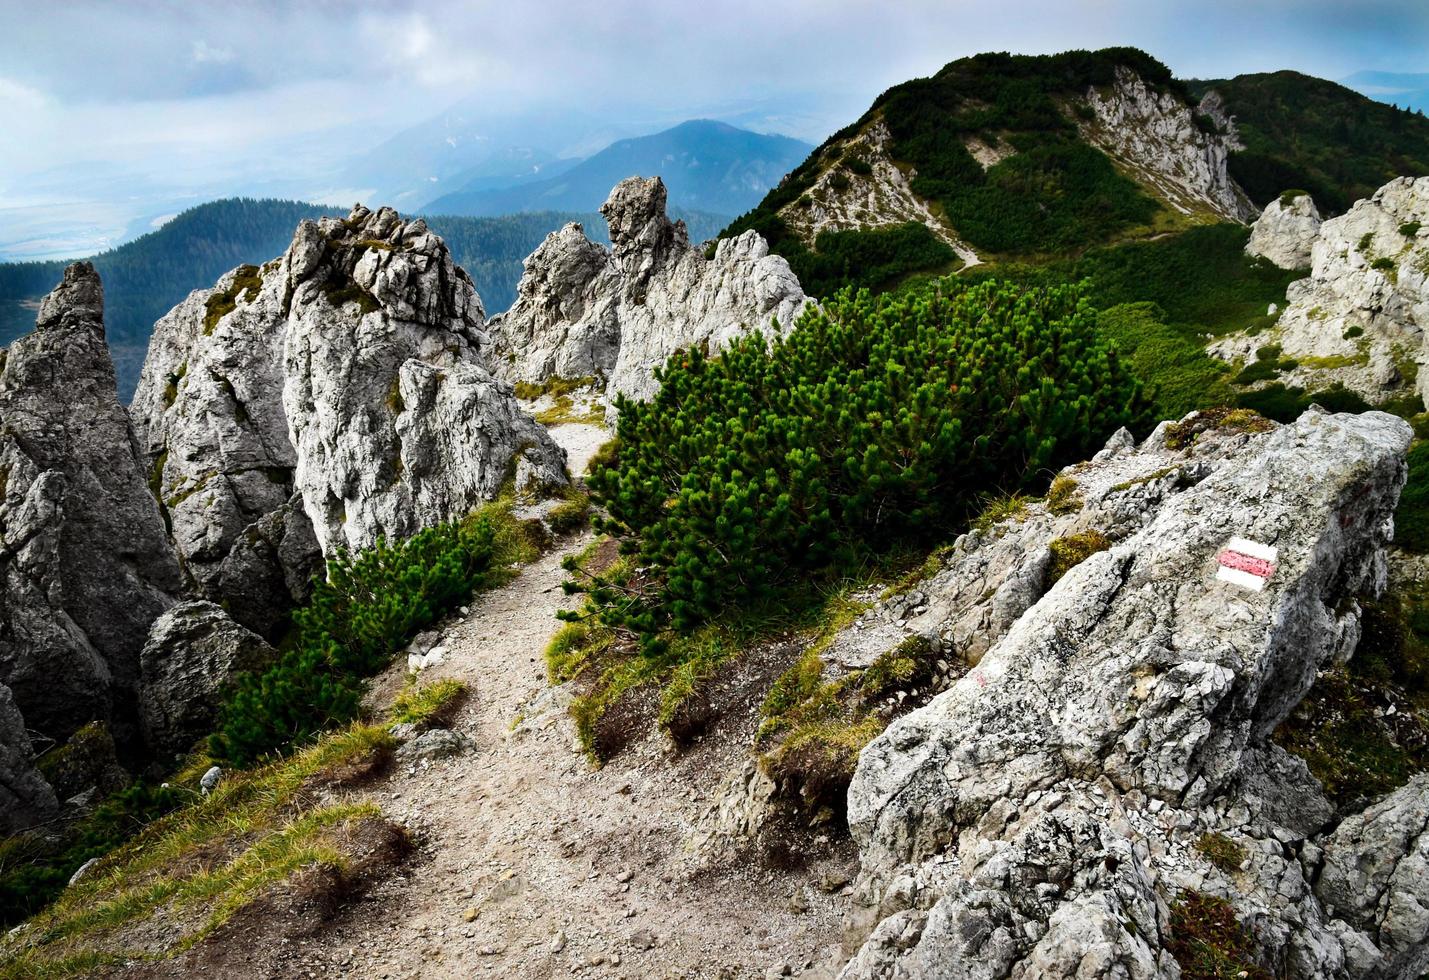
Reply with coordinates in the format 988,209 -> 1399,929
267,524 -> 854,978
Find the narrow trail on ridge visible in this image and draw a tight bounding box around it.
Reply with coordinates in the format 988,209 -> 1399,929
248,423 -> 856,979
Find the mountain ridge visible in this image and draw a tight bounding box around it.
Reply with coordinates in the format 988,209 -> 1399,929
426,119 -> 809,218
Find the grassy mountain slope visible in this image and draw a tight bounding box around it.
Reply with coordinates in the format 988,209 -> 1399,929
721,48 -> 1221,295
1188,71 -> 1429,214
426,119 -> 809,218
0,199 -> 728,399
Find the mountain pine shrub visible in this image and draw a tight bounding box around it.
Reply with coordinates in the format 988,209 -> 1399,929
578,278 -> 1136,645
210,516 -> 499,764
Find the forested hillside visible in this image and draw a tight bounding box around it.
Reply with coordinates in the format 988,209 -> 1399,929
720,48 -> 1229,294
0,199 -> 727,397
1188,71 -> 1429,213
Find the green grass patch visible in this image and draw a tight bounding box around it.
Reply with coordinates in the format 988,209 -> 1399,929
1194,833 -> 1247,874
1166,891 -> 1271,980
1047,530 -> 1111,583
390,678 -> 468,729
0,725 -> 398,979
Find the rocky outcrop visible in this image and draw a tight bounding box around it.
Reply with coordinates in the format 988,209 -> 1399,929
0,683 -> 57,835
134,204 -> 567,580
138,601 -> 275,755
491,177 -> 813,413
1246,191 -> 1323,269
1079,66 -> 1257,223
1210,177 -> 1429,407
773,120 -> 981,269
0,263 -> 182,744
836,407 -> 1428,978
132,268 -> 321,638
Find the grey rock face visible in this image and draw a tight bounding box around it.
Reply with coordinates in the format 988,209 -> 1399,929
839,408 -> 1424,979
1317,774 -> 1429,979
1246,192 -> 1323,270
0,263 -> 182,742
0,683 -> 58,835
133,204 -> 566,575
138,600 -> 275,754
1210,176 -> 1429,408
1079,67 -> 1257,223
491,177 -> 812,416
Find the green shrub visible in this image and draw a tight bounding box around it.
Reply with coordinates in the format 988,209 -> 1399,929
1401,221 -> 1422,238
1343,325 -> 1364,339
579,278 -> 1136,643
1372,256 -> 1397,272
210,517 -> 498,764
1396,442 -> 1429,553
0,782 -> 185,927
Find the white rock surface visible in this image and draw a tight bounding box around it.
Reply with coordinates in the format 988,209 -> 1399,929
1210,177 -> 1429,407
1080,66 -> 1257,222
134,204 -> 568,568
837,408 -> 1427,979
491,177 -> 813,415
1246,192 -> 1323,269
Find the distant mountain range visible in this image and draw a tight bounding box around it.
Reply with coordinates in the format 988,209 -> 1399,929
0,198 -> 730,399
425,120 -> 811,218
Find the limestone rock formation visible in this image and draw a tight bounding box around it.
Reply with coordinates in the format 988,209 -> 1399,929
132,269 -> 321,638
1210,176 -> 1429,407
134,204 -> 567,579
0,683 -> 58,835
0,263 -> 182,744
774,120 -> 981,269
835,407 -> 1428,978
1078,66 -> 1257,223
138,601 -> 276,755
490,176 -> 813,413
1246,191 -> 1323,269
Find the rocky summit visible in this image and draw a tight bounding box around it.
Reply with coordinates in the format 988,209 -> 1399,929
491,175 -> 811,414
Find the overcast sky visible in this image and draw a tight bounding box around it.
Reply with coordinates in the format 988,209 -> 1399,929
2,0 -> 1427,259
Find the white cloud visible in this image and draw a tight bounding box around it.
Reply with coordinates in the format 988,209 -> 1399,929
191,40 -> 235,65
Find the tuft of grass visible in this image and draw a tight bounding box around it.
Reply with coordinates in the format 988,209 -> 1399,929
546,488 -> 591,535
514,376 -> 597,400
1166,892 -> 1271,980
1194,833 -> 1247,874
1045,475 -> 1083,515
972,492 -> 1033,531
1400,221 -> 1422,238
390,678 -> 468,728
1163,406 -> 1274,450
320,280 -> 380,315
1047,530 -> 1111,583
202,266 -> 262,336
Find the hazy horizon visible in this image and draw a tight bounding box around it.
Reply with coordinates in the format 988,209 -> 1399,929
3,0 -> 1427,261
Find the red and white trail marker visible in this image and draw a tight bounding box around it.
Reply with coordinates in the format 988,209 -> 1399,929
1216,536 -> 1277,592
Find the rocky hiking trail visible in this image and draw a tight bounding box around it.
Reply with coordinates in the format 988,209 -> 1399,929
237,423 -> 855,980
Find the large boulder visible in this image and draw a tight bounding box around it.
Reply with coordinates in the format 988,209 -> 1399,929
133,204 -> 567,583
1246,191 -> 1323,270
838,408 -> 1427,978
0,263 -> 182,744
0,683 -> 58,835
490,176 -> 812,415
138,601 -> 275,755
1210,176 -> 1429,407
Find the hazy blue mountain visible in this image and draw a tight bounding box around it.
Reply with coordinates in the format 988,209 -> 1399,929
425,119 -> 810,217
1343,70 -> 1429,114
0,198 -> 729,399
